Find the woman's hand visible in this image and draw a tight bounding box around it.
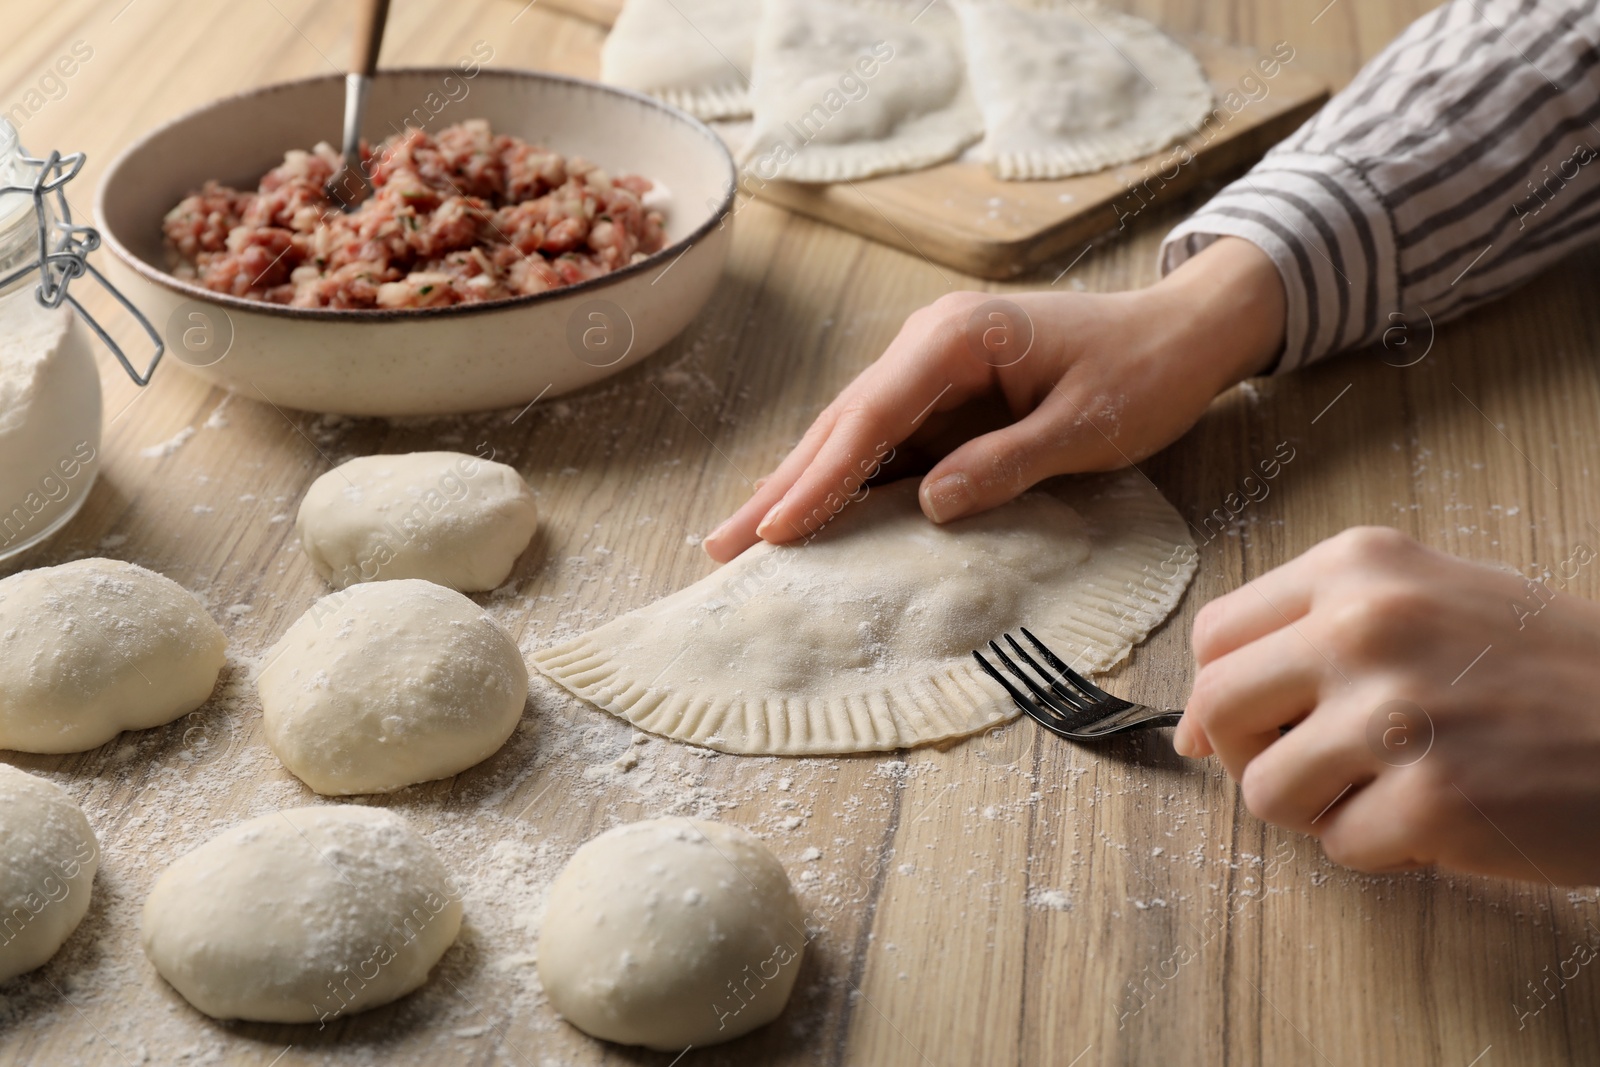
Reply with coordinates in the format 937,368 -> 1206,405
1180,526 -> 1600,885
702,237 -> 1286,562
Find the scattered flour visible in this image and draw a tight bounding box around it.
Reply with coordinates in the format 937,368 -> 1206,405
138,425 -> 195,459
1027,888 -> 1073,912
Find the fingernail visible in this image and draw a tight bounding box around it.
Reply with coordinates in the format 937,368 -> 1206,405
921,474 -> 971,524
703,520 -> 730,547
753,477 -> 767,492
1172,729 -> 1193,758
755,500 -> 785,538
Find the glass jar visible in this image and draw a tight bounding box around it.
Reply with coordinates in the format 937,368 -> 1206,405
0,118 -> 103,564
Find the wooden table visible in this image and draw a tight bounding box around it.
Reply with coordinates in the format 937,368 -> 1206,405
4,0 -> 1600,1064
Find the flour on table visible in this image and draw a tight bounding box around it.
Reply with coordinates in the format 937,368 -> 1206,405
533,472 -> 1196,755
138,425 -> 194,459
955,0 -> 1212,179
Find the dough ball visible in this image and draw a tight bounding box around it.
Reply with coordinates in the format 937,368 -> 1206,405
0,558 -> 227,753
297,451 -> 538,592
142,805 -> 462,1023
259,579 -> 528,795
539,818 -> 806,1050
0,765 -> 98,981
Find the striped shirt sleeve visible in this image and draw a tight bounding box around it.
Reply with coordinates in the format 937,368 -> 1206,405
1160,0 -> 1600,373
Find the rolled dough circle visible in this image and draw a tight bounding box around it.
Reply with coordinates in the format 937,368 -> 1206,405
0,557 -> 227,753
0,765 -> 98,981
539,818 -> 806,1050
141,805 -> 462,1023
259,579 -> 529,795
297,451 -> 538,592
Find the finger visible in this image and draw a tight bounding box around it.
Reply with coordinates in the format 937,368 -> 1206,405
1182,625 -> 1326,774
1191,556 -> 1320,665
756,335 -> 989,546
916,390 -> 1090,524
1172,716 -> 1214,758
1237,703 -> 1376,834
1192,528 -> 1416,665
702,404 -> 842,562
1314,770 -> 1436,873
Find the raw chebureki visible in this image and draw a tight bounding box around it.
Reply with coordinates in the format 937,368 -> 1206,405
534,473 -> 1197,755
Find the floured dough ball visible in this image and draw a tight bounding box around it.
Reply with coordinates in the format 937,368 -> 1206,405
0,765 -> 98,981
259,579 -> 528,795
297,451 -> 538,592
539,818 -> 806,1050
0,558 -> 227,753
142,805 -> 461,1023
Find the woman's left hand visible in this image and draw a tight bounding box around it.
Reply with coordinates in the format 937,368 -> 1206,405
1178,526 -> 1600,885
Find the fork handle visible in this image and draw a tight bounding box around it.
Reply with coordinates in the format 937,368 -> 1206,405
352,0 -> 390,78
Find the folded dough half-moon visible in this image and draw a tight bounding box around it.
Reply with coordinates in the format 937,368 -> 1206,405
533,473 -> 1195,755
600,0 -> 758,120
739,0 -> 984,183
955,0 -> 1213,180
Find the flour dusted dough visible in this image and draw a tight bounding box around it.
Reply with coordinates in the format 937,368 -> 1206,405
534,473 -> 1195,755
142,806 -> 461,1023
0,765 -> 98,981
539,818 -> 804,1050
601,0 -> 758,120
259,579 -> 529,795
740,0 -> 983,182
298,451 -> 537,593
956,0 -> 1213,179
0,558 -> 226,754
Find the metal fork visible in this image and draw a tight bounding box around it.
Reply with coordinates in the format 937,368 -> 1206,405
972,628 -> 1183,739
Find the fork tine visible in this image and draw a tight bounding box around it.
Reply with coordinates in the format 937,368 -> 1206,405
1000,634 -> 1093,712
972,649 -> 1080,738
972,647 -> 1032,709
986,641 -> 1089,721
1019,627 -> 1114,702
977,631 -> 1176,741
972,649 -> 1051,720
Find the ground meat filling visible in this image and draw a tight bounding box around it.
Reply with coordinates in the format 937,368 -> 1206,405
161,119 -> 667,309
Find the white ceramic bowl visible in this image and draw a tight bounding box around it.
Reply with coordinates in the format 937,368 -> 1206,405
95,69 -> 735,416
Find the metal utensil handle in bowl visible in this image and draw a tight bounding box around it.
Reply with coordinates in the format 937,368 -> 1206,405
330,0 -> 392,210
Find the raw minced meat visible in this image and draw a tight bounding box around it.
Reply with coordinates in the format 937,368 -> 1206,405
161,119 -> 667,309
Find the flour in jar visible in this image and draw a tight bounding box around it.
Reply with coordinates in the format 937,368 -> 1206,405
0,293 -> 100,561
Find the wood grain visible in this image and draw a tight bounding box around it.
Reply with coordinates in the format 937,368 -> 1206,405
3,1 -> 1600,1065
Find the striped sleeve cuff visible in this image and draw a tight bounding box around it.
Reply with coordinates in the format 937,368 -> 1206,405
1159,152 -> 1400,373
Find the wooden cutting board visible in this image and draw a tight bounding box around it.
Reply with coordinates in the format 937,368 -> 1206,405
542,0 -> 1327,278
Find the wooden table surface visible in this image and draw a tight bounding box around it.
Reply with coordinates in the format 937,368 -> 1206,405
5,1 -> 1600,1064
